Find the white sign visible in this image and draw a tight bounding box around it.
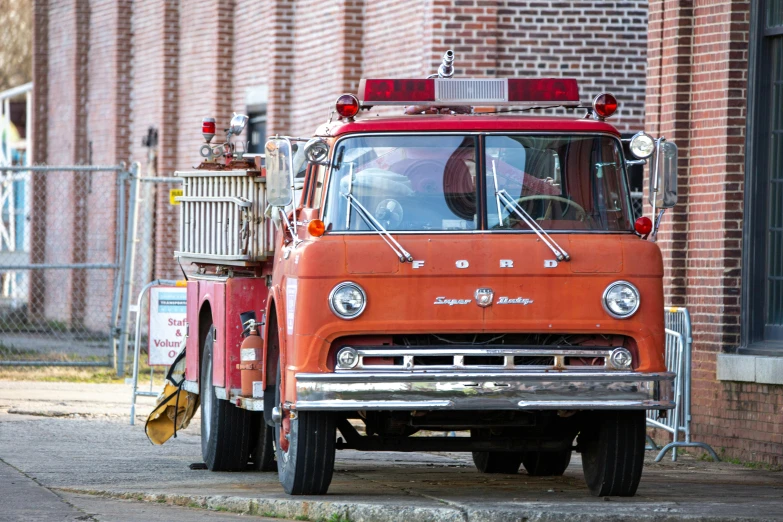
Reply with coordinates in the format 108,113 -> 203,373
148,287 -> 187,366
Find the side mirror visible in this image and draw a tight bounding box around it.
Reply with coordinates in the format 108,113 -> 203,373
649,139 -> 678,210
265,138 -> 294,207
229,113 -> 249,137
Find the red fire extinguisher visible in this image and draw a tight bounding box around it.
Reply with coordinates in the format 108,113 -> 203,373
238,311 -> 264,398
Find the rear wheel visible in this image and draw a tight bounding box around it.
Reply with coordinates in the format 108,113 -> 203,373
248,415 -> 276,471
200,327 -> 252,471
274,365 -> 336,494
470,428 -> 523,474
472,451 -> 523,474
521,448 -> 572,476
579,410 -> 645,497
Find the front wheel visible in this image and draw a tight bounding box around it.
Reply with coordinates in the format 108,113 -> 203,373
579,410 -> 646,497
274,366 -> 336,494
200,327 -> 252,471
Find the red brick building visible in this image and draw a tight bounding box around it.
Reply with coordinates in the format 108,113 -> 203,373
30,1 -> 783,465
645,0 -> 783,467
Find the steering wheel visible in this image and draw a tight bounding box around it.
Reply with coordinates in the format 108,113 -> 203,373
374,198 -> 404,228
515,195 -> 587,222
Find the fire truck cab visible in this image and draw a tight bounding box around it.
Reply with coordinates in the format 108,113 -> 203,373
175,56 -> 678,498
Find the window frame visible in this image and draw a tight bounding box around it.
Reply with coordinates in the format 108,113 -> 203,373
320,131 -> 635,235
740,0 -> 783,354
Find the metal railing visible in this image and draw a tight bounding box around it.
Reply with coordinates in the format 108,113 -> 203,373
116,172 -> 183,376
129,278 -> 186,425
646,307 -> 720,461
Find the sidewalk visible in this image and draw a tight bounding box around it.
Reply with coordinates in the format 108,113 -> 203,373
1,381 -> 782,522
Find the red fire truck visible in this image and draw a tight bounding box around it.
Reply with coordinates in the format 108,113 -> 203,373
171,53 -> 678,497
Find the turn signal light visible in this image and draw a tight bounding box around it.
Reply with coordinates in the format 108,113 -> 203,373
308,219 -> 325,237
593,93 -> 618,119
634,216 -> 653,236
335,94 -> 360,119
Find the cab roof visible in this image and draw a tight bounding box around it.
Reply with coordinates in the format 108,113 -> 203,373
319,113 -> 622,138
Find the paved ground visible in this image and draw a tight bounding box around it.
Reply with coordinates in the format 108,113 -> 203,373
1,381 -> 782,522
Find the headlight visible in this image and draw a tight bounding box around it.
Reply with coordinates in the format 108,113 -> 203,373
329,282 -> 366,319
629,132 -> 655,159
602,281 -> 640,319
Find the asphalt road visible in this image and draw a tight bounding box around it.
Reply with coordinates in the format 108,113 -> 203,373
1,381 -> 783,522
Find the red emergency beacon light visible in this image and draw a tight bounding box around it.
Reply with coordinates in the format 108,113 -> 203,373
358,78 -> 580,106
592,93 -> 618,119
202,117 -> 216,143
335,94 -> 360,119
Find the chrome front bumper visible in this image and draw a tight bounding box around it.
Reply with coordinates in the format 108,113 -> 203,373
294,371 -> 675,411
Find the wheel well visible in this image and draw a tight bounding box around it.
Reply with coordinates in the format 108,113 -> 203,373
198,301 -> 213,374
265,304 -> 279,390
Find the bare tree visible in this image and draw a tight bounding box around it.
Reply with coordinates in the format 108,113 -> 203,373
0,0 -> 33,92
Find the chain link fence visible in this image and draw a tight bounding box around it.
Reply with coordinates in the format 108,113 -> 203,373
0,164 -> 130,366
630,191 -> 643,220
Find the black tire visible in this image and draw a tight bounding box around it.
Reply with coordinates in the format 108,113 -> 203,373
521,449 -> 572,476
200,327 -> 252,471
249,415 -> 277,471
472,451 -> 524,474
274,365 -> 336,494
579,410 -> 646,497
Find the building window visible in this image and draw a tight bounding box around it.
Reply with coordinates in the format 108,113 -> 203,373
742,0 -> 783,352
247,112 -> 267,154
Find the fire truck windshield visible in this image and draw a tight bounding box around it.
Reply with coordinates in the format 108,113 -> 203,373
323,134 -> 632,233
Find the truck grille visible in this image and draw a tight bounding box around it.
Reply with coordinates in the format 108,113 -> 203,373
336,346 -> 619,372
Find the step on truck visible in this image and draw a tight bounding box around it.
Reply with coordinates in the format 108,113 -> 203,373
170,52 -> 679,497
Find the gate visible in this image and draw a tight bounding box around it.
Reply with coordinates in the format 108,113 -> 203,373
0,163 -> 135,367
646,307 -> 720,461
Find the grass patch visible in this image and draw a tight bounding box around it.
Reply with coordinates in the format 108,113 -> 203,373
319,514 -> 352,522
713,448 -> 782,471
0,359 -> 165,385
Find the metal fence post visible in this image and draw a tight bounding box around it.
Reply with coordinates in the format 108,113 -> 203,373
108,164 -> 128,371
117,162 -> 141,376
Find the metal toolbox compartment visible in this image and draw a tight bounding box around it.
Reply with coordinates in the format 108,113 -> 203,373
174,169 -> 273,265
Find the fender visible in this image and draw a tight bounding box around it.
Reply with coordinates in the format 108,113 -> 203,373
263,285 -> 286,424
184,282 -> 218,385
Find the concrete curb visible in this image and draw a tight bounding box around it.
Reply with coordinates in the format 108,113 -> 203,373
57,488 -> 769,522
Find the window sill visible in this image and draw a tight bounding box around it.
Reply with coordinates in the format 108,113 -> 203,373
716,353 -> 783,384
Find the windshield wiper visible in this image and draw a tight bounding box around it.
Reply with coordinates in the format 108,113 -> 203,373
491,160 -> 569,261
341,193 -> 413,263
496,189 -> 571,261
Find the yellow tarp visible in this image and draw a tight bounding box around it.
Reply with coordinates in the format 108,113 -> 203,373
145,382 -> 200,445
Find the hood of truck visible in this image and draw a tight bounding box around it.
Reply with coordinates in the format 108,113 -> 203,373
280,233 -> 664,366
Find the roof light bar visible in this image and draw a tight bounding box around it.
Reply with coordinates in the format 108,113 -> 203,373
358,78 -> 580,106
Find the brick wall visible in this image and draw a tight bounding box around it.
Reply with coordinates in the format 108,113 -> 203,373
40,0 -> 87,325
82,0 -> 132,331
647,0 -> 783,466
429,1 -> 648,133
